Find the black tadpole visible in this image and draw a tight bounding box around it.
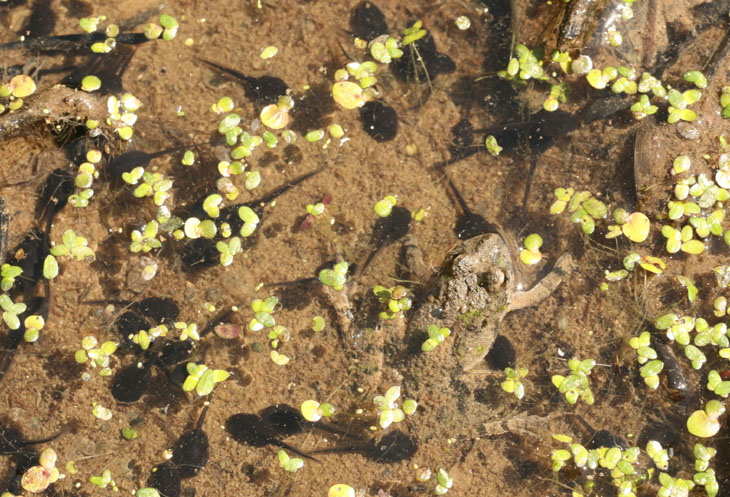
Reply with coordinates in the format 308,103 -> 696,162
147,461 -> 181,497
107,146 -> 188,179
36,168 -> 75,225
199,58 -> 289,105
226,413 -> 316,461
110,358 -> 154,403
260,404 -> 358,439
349,1 -> 389,42
62,44 -> 137,94
358,205 -> 411,275
0,425 -> 68,455
312,430 -> 417,463
172,405 -> 210,478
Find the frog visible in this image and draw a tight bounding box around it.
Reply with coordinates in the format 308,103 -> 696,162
380,229 -> 573,442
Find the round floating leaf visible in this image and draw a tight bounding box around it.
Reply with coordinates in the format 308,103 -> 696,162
622,212 -> 650,242
332,81 -> 366,109
687,410 -> 721,438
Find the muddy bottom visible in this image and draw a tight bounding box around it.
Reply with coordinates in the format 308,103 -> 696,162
1,0 -> 729,496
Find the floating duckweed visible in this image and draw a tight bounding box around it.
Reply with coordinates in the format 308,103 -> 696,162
260,46 -> 278,59
520,233 -> 543,266
93,403 -> 113,420
301,400 -> 323,422
1,294 -> 26,330
118,126 -> 133,140
181,150 -> 195,166
673,155 -> 691,175
501,367 -> 528,400
684,70 -> 708,89
159,14 -> 179,41
43,255 -> 59,280
79,16 -> 104,33
270,350 -> 290,365
277,450 -> 304,472
81,75 -> 101,92
607,29 -> 622,47
21,448 -> 59,493
260,103 -> 290,129
122,427 -> 138,440
485,135 -> 502,156
306,203 -> 325,216
621,212 -> 650,242
238,206 -> 260,237
402,398 -> 418,415
319,261 -> 349,291
183,363 -> 230,396
332,81 -> 367,109
454,15 -> 470,30
421,324 -> 451,351
9,75 -> 36,98
374,195 -> 397,217
434,468 -> 453,495
262,130 -> 278,148
328,484 -> 355,497
571,55 -> 593,75
144,23 -> 163,39
551,357 -> 596,405
312,316 -> 326,332
218,113 -> 241,134
215,96 -> 234,114
202,194 -> 222,218
305,129 -> 325,142
687,400 -> 725,437
329,124 -> 344,139
244,170 -> 261,190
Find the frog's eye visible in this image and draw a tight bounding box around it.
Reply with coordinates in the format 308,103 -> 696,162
486,268 -> 506,292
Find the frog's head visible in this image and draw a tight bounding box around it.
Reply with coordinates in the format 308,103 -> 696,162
439,232 -> 516,315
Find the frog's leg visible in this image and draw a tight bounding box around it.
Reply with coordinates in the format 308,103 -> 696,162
510,253 -> 572,311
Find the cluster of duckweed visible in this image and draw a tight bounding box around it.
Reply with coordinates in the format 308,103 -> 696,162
550,434 -> 722,497
373,284 -> 412,320
372,385 -> 417,430
551,357 -> 596,405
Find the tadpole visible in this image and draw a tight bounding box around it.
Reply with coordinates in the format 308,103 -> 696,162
172,405 -> 210,478
110,358 -> 154,403
107,146 -> 188,179
5,228 -> 48,299
225,413 -> 315,460
0,425 -> 66,455
312,429 -> 417,463
199,58 -> 289,105
21,0 -> 56,39
349,1 -> 389,42
260,403 -> 357,439
358,205 -> 411,275
147,461 -> 181,497
390,32 -> 455,84
36,168 -> 74,225
360,100 -> 398,142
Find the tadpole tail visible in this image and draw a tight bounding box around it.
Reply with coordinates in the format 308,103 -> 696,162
23,424 -> 71,446
263,277 -> 318,288
0,197 -> 7,266
522,153 -> 538,211
195,404 -> 210,432
356,248 -> 379,277
252,169 -> 322,207
148,145 -> 190,160
274,440 -> 318,461
197,58 -> 254,85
